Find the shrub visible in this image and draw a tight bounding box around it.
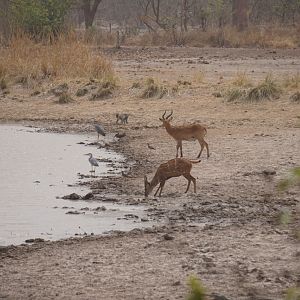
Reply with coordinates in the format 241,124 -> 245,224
0,77 -> 8,90
246,76 -> 281,101
187,276 -> 206,300
90,79 -> 116,100
232,72 -> 252,88
284,73 -> 300,90
10,0 -> 72,36
141,78 -> 174,99
290,91 -> 300,103
57,92 -> 73,104
225,88 -> 246,102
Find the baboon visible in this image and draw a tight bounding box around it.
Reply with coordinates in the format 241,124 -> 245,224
116,113 -> 129,124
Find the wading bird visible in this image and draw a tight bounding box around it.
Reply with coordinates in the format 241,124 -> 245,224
95,124 -> 106,141
85,153 -> 99,175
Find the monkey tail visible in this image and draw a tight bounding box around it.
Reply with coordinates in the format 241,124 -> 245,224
189,159 -> 201,164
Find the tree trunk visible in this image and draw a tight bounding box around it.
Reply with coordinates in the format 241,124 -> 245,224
0,0 -> 10,41
232,0 -> 249,31
82,0 -> 103,29
181,0 -> 188,32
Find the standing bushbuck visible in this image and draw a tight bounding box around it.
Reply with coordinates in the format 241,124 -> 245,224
159,111 -> 209,159
144,158 -> 201,197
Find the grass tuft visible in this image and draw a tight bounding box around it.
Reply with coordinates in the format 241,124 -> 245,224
284,73 -> 300,90
0,77 -> 8,90
246,75 -> 281,101
140,77 -> 177,99
90,78 -> 116,100
290,91 -> 300,103
57,92 -> 73,104
232,72 -> 252,88
225,88 -> 246,102
187,276 -> 206,300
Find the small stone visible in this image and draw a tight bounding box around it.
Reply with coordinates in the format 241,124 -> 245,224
25,238 -> 45,243
82,192 -> 94,200
115,132 -> 126,138
163,234 -> 174,241
62,193 -> 81,200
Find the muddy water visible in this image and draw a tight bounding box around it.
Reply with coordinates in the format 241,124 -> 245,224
0,125 -> 146,246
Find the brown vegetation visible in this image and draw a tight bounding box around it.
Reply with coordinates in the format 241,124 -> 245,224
0,34 -> 114,86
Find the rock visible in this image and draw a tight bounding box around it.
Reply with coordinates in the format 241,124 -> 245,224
172,281 -> 181,286
163,234 -> 174,241
94,206 -> 106,211
211,294 -> 230,300
115,132 -> 126,138
141,217 -> 149,222
62,193 -> 81,200
262,169 -> 276,176
25,238 -> 45,243
82,192 -> 94,200
212,92 -> 222,98
66,211 -> 81,215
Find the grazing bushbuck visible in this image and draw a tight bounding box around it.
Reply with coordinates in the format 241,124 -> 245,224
144,158 -> 201,197
159,110 -> 209,159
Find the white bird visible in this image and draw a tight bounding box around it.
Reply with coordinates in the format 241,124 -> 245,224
85,153 -> 99,175
95,124 -> 106,141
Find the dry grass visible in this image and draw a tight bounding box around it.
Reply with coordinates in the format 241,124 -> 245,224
225,88 -> 246,102
284,73 -> 300,90
141,78 -> 175,99
225,75 -> 282,102
232,72 -> 252,88
125,25 -> 299,49
246,75 -> 281,101
0,34 -> 114,86
90,79 -> 116,100
57,92 -> 74,104
290,91 -> 300,103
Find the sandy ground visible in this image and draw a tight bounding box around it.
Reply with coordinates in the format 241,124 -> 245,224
0,47 -> 300,300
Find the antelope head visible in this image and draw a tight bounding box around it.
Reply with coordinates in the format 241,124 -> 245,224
144,175 -> 151,197
159,110 -> 173,127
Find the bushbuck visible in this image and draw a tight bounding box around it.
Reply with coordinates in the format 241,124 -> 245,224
144,158 -> 201,197
160,110 -> 209,159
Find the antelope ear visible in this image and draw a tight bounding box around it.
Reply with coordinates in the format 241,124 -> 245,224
169,117 -> 173,121
159,118 -> 163,121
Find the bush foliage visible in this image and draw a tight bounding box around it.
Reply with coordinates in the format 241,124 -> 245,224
10,0 -> 73,36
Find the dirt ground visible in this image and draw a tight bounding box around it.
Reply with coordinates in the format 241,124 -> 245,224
0,47 -> 299,300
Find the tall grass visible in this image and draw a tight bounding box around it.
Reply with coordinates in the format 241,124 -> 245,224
0,33 -> 114,85
126,25 -> 299,48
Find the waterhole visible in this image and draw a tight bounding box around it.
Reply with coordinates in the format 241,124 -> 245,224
0,125 -> 148,246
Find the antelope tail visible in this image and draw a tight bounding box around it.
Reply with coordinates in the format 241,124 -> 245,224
189,159 -> 201,164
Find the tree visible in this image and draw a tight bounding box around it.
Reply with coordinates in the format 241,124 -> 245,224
0,0 -> 10,41
232,0 -> 249,31
10,0 -> 73,35
81,0 -> 103,28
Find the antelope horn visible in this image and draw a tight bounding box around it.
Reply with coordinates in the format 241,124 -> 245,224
166,110 -> 173,119
162,110 -> 167,120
